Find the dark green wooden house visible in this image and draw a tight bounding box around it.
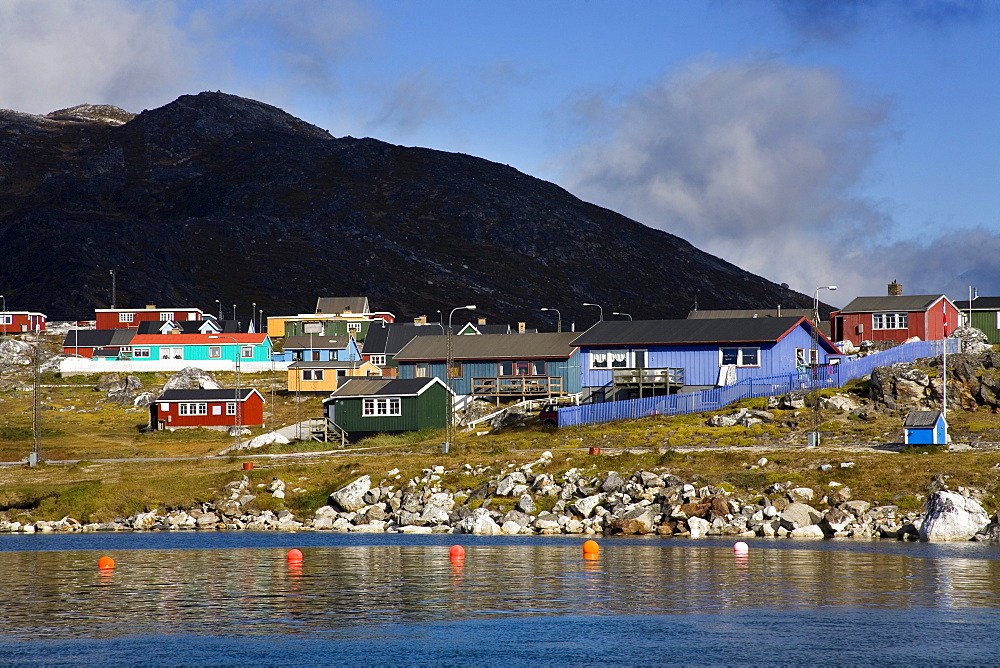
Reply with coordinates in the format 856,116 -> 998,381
955,297 -> 1000,343
323,377 -> 452,441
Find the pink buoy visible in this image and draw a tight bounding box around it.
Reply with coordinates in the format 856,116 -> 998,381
733,541 -> 749,554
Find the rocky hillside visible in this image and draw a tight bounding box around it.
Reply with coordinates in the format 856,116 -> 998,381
0,92 -> 815,324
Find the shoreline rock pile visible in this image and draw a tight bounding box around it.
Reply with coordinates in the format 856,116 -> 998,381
2,455 -> 997,543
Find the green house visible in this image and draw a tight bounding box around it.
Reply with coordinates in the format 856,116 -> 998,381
955,297 -> 1000,343
323,377 -> 453,441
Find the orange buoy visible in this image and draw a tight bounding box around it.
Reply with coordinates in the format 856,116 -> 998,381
98,556 -> 115,570
449,545 -> 466,560
582,540 -> 600,555
286,548 -> 303,563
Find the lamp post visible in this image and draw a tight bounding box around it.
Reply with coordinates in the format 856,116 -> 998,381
583,302 -> 603,323
810,285 -> 837,446
251,302 -> 256,332
540,307 -> 562,332
215,299 -> 222,320
445,305 -> 476,452
612,312 -> 632,320
232,304 -> 236,322
109,270 -> 116,308
259,309 -> 264,335
0,294 -> 5,336
210,335 -> 243,450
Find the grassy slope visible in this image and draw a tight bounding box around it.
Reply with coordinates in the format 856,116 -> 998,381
2,333 -> 1000,523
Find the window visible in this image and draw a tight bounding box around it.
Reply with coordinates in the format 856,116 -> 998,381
226,402 -> 236,415
161,347 -> 183,360
610,352 -> 628,368
0,315 -> 11,325
161,312 -> 173,321
119,313 -> 134,323
515,361 -> 530,376
873,312 -> 908,330
212,405 -> 222,416
178,403 -> 207,415
414,363 -> 429,378
311,351 -> 321,361
347,322 -> 362,332
369,355 -> 386,366
447,361 -> 463,378
532,360 -> 547,375
720,347 -> 760,367
241,346 -> 253,358
363,397 -> 402,417
499,361 -> 514,375
632,350 -> 647,370
590,350 -> 634,369
134,348 -> 150,359
302,369 -> 324,381
209,346 -> 222,359
591,352 -> 608,369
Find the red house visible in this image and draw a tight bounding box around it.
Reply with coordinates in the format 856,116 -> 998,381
0,311 -> 47,334
150,389 -> 264,430
830,282 -> 959,347
96,305 -> 206,330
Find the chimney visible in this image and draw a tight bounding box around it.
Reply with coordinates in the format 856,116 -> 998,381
171,328 -> 181,335
518,321 -> 526,333
478,317 -> 487,325
146,304 -> 156,309
888,281 -> 902,297
414,315 -> 427,325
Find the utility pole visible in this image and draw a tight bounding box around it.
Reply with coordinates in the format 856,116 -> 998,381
110,270 -> 116,308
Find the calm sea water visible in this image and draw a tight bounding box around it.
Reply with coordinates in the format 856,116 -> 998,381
1,532 -> 999,665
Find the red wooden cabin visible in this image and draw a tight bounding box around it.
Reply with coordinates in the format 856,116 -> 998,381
0,311 -> 46,334
831,282 -> 959,347
95,305 -> 205,330
150,388 -> 264,430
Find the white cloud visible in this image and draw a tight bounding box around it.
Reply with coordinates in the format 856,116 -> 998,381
559,57 -> 1000,303
0,0 -> 193,114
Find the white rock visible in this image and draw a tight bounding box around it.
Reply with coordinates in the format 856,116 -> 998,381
330,475 -> 372,512
687,516 -> 711,538
919,491 -> 990,541
501,520 -> 524,535
790,525 -> 826,538
399,525 -> 433,533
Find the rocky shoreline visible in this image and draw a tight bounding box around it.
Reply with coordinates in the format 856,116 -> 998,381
3,451 -> 998,543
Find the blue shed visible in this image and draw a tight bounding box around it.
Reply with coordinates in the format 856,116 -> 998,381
570,317 -> 842,403
903,411 -> 948,445
272,335 -> 362,363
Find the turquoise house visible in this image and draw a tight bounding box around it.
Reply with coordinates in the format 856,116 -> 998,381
127,333 -> 273,362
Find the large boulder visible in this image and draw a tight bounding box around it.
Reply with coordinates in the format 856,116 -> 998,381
163,367 -> 223,391
330,475 -> 372,513
779,503 -> 823,530
919,491 -> 990,541
613,506 -> 655,535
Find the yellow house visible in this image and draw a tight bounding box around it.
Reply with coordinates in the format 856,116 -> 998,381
286,360 -> 381,393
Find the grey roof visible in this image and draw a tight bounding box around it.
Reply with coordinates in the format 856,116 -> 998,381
904,411 -> 943,428
288,360 -> 373,369
135,319 -> 240,334
156,389 -> 258,402
394,332 -> 580,361
955,297 -> 1000,310
325,377 -> 450,400
688,308 -> 814,320
570,317 -> 828,347
282,335 -> 352,350
361,323 -> 443,356
837,295 -> 946,314
63,329 -> 135,348
315,297 -> 369,314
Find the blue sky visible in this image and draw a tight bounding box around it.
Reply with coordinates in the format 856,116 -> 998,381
1,0 -> 997,306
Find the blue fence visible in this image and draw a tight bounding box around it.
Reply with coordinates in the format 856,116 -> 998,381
557,339 -> 958,428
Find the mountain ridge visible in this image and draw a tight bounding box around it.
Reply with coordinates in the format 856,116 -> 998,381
0,91 -> 815,326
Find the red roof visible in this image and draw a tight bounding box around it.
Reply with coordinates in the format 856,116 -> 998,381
129,333 -> 268,345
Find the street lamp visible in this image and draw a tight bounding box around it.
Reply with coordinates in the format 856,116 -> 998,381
583,302 -> 603,322
612,312 -> 632,320
445,305 -> 476,452
540,307 -> 562,332
810,285 -> 837,447
209,335 -> 243,450
232,304 -> 237,322
252,302 -> 256,332
214,299 -> 222,320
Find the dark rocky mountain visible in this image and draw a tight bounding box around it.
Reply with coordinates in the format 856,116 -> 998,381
0,92 -> 816,327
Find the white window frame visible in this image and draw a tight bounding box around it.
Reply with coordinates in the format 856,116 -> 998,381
347,322 -> 362,332
161,346 -> 183,360
208,346 -> 222,359
119,312 -> 134,323
178,402 -> 208,416
133,347 -> 151,359
363,397 -> 401,417
161,312 -> 174,321
226,402 -> 236,415
241,346 -> 254,358
872,312 -> 908,330
369,354 -> 386,366
0,315 -> 11,325
720,347 -> 761,368
302,369 -> 324,381
589,349 -> 636,370
414,363 -> 429,378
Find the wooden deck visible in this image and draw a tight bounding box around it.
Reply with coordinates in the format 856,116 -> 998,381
472,375 -> 565,397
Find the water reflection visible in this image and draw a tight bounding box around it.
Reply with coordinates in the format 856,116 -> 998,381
1,540 -> 1000,641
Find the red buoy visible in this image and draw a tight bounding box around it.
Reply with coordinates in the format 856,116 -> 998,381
286,548 -> 303,563
449,545 -> 465,560
98,556 -> 115,570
